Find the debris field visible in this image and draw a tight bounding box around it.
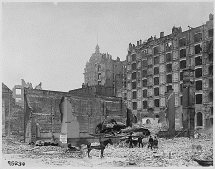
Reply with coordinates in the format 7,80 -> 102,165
2,136 -> 213,167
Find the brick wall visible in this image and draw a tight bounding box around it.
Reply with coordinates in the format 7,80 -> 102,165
24,88 -> 127,142
60,95 -> 127,139
24,88 -> 69,142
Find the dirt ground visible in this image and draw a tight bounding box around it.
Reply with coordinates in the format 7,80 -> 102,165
1,137 -> 213,168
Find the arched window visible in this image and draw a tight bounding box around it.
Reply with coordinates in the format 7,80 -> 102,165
197,112 -> 203,126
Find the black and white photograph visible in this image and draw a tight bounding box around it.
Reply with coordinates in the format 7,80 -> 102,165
1,1 -> 214,168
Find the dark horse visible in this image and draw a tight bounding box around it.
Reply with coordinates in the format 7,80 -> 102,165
87,138 -> 113,158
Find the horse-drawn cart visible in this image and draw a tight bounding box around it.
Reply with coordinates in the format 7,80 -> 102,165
65,133 -> 121,158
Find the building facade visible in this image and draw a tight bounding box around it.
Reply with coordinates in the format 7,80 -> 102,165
125,14 -> 213,130
84,44 -> 124,96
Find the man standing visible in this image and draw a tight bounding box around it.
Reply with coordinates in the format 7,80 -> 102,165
128,133 -> 133,148
148,136 -> 153,149
138,136 -> 143,148
153,136 -> 158,148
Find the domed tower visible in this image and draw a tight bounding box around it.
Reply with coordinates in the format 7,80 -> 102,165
95,44 -> 100,54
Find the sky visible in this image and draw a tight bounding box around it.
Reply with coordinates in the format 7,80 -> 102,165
2,1 -> 214,92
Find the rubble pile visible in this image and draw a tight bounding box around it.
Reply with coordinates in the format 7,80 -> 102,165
2,139 -> 65,155
102,137 -> 212,167
2,137 -> 213,167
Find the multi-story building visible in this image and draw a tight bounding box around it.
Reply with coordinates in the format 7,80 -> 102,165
125,14 -> 213,130
84,44 -> 124,96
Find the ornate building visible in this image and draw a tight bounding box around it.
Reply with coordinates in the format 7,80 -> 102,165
84,44 -> 124,96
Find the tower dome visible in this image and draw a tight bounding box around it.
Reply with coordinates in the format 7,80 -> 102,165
95,44 -> 100,53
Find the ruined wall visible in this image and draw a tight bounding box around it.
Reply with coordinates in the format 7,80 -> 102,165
69,85 -> 115,97
2,100 -> 6,136
24,88 -> 69,142
2,83 -> 24,139
60,95 -> 127,139
24,88 -> 127,143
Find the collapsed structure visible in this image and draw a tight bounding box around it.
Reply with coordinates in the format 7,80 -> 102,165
23,88 -> 129,144
3,14 -> 213,143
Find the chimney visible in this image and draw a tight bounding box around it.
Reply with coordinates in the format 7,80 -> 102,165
129,43 -> 132,50
137,41 -> 139,47
160,32 -> 164,38
209,13 -> 213,21
140,39 -> 142,45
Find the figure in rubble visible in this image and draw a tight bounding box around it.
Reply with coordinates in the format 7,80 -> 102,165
153,136 -> 158,148
138,136 -> 143,148
128,133 -> 133,148
148,135 -> 153,149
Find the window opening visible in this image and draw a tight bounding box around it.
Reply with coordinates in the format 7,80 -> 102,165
195,68 -> 202,78
195,80 -> 202,90
180,49 -> 186,58
196,94 -> 202,104
195,44 -> 202,54
196,112 -> 203,126
180,60 -> 186,69
167,74 -> 172,83
154,77 -> 159,85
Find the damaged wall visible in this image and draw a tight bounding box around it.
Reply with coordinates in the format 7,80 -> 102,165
24,88 -> 127,143
60,95 -> 127,139
24,88 -> 69,143
2,83 -> 24,138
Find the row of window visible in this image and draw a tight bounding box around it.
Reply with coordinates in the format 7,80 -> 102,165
129,28 -> 213,63
130,42 -> 204,63
131,92 -> 213,110
130,65 -> 213,85
142,60 -> 206,76
131,54 -> 204,71
140,80 -> 212,94
131,82 -> 213,99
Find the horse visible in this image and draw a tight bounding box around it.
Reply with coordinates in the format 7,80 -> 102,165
87,138 -> 113,158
